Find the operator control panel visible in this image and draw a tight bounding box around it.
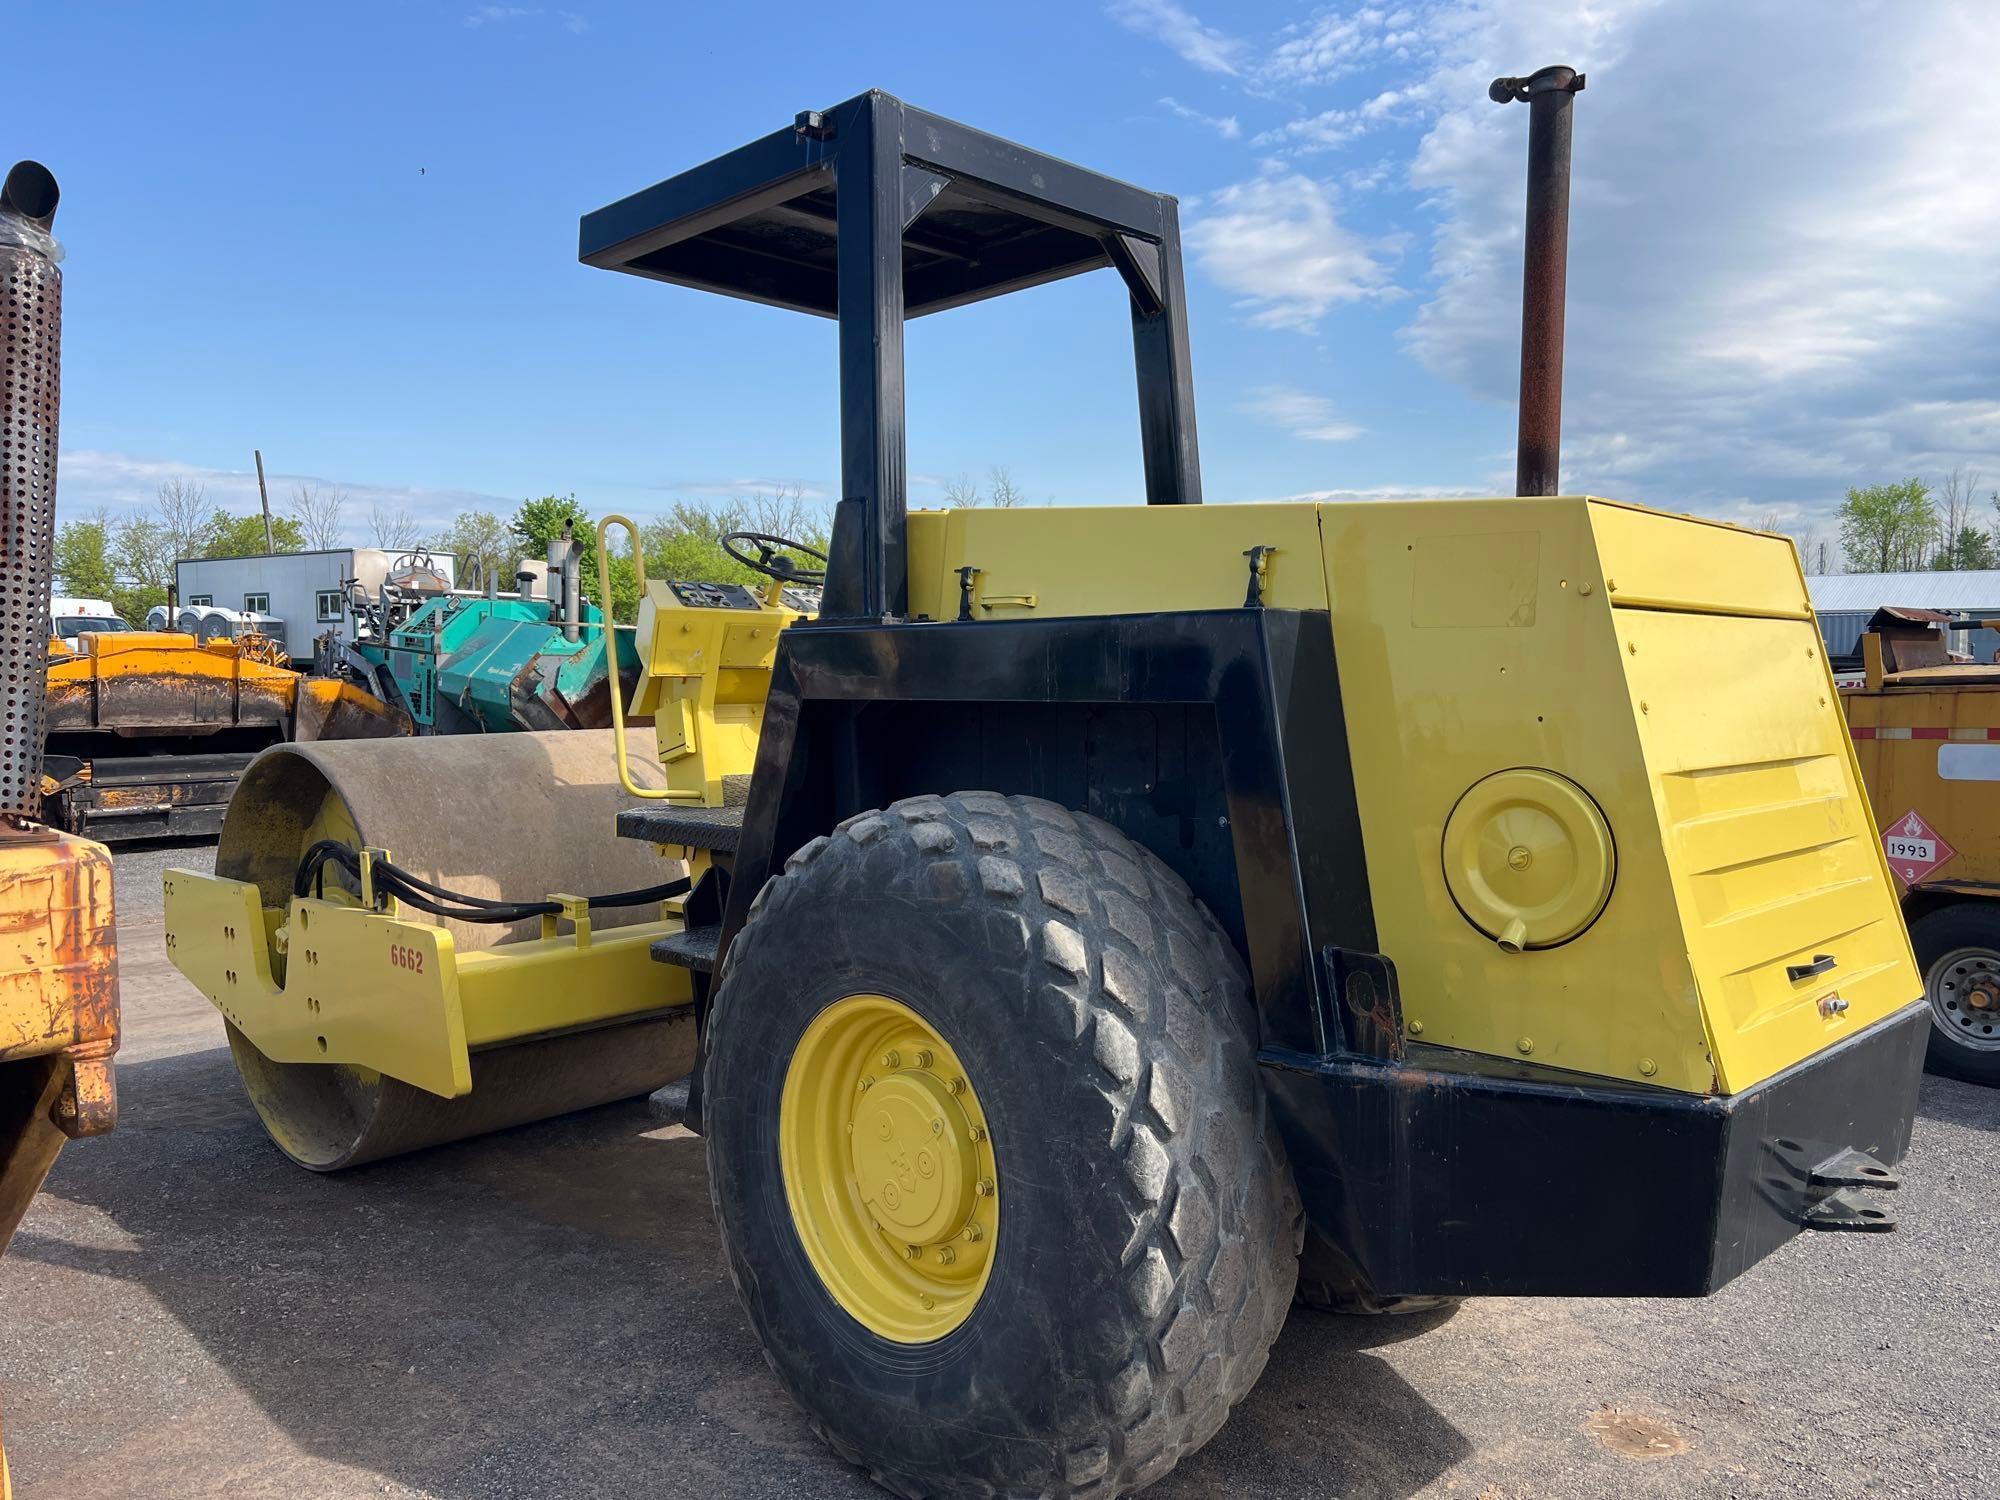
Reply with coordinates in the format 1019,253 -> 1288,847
663,580 -> 823,617
669,581 -> 762,610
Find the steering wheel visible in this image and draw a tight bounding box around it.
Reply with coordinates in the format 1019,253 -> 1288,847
722,531 -> 828,585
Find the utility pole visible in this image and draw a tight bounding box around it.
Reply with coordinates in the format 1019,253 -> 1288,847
253,448 -> 275,554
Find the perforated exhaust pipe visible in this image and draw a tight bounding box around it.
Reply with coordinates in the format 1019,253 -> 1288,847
1491,66 -> 1584,499
0,161 -> 62,827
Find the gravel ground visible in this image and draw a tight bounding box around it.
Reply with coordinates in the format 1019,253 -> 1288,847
0,841 -> 1992,1498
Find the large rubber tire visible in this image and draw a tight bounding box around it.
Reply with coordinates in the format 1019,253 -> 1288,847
1293,1229 -> 1461,1318
704,792 -> 1300,1499
1910,903 -> 2000,1086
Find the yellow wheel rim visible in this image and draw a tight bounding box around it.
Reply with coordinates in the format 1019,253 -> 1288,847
780,993 -> 999,1343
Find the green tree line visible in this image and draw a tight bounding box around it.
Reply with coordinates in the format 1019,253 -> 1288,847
53,481 -> 837,625
1834,467 -> 1996,574
53,479 -> 307,623
487,490 -> 832,620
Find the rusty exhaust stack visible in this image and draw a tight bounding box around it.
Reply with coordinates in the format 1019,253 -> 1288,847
0,161 -> 62,829
1490,65 -> 1584,498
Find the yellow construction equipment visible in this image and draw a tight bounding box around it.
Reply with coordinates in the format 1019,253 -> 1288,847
165,83 -> 1926,1499
41,621 -> 406,842
172,730 -> 694,1168
0,159 -> 122,1500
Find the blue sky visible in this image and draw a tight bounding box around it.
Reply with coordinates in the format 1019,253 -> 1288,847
20,2 -> 2000,562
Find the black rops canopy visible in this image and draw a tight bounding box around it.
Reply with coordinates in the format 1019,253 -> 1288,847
580,90 -> 1202,620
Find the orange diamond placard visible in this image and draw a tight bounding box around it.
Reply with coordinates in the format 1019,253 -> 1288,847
1883,809 -> 1956,885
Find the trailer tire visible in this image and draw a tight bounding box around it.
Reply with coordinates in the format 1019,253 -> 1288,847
1911,903 -> 2000,1086
703,791 -> 1300,1498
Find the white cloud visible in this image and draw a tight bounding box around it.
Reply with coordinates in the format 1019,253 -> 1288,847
1231,483 -> 1490,504
1108,0 -> 1249,76
1113,0 -> 2000,526
1253,84 -> 1425,155
58,450 -> 516,544
1393,0 -> 2000,531
655,476 -> 831,501
1241,385 -> 1364,441
1185,172 -> 1391,331
1265,5 -> 1429,86
464,5 -> 536,26
1159,96 -> 1242,140
1254,106 -> 1362,152
463,6 -> 588,32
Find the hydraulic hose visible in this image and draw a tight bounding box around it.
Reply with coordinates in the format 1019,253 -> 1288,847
293,839 -> 689,925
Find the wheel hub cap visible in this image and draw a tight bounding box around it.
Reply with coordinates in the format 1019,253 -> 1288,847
1929,947 -> 2000,1052
851,1069 -> 976,1244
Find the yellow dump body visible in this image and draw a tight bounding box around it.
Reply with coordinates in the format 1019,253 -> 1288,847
909,495 -> 1919,1095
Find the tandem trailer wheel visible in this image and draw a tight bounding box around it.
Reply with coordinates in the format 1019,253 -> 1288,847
702,792 -> 1301,1498
1911,902 -> 2000,1086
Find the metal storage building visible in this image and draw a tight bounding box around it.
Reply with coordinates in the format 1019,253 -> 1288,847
1808,571 -> 2000,662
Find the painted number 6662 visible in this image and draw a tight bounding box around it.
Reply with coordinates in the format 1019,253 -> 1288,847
389,943 -> 426,974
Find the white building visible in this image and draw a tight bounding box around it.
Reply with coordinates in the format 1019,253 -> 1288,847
174,549 -> 458,662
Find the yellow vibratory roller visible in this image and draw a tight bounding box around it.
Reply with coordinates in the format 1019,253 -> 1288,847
188,730 -> 697,1171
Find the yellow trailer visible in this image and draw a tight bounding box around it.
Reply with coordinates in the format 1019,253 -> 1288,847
1843,608 -> 2000,1082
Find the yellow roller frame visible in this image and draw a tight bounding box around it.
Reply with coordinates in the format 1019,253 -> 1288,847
780,994 -> 999,1343
163,863 -> 695,1099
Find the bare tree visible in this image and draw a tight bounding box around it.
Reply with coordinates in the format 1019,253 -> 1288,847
112,514 -> 171,592
1791,527 -> 1836,575
289,483 -> 347,549
942,473 -> 980,508
154,477 -> 209,563
986,466 -> 1024,508
368,502 -> 422,550
745,483 -> 828,545
1938,465 -> 1985,567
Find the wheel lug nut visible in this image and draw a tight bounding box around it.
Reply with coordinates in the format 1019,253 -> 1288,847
962,1223 -> 983,1243
918,1294 -> 935,1310
882,1049 -> 902,1069
858,1075 -> 875,1092
975,1177 -> 994,1197
905,1244 -> 922,1260
935,1245 -> 957,1264
914,1048 -> 934,1068
969,1125 -> 987,1143
946,1077 -> 966,1096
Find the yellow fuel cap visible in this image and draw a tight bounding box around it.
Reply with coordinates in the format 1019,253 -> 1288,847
1442,769 -> 1614,952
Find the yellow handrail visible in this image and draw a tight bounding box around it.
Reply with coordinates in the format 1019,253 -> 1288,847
596,514 -> 700,802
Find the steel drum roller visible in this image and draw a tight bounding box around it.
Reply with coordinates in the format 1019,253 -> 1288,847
215,730 -> 694,1170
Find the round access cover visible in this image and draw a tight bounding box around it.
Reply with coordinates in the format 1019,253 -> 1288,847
1442,769 -> 1614,952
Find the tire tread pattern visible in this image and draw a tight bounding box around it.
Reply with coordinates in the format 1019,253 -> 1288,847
706,792 -> 1301,1499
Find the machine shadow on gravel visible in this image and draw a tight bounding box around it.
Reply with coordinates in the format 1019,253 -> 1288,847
1914,1073 -> 2000,1133
3,1042 -> 1469,1500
